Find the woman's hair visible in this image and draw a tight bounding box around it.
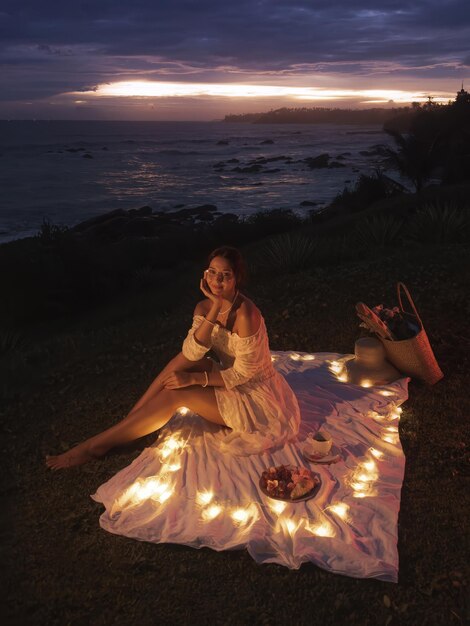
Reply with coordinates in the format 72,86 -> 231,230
207,246 -> 247,289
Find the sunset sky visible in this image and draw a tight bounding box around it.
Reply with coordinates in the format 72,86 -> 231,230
1,0 -> 469,120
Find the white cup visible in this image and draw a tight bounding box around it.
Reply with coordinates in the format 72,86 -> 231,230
305,430 -> 332,457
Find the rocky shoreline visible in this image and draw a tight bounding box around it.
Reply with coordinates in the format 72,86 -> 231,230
68,203 -> 226,244
212,145 -> 391,175
57,139 -> 394,246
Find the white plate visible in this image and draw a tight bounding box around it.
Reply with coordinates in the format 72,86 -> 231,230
302,444 -> 342,464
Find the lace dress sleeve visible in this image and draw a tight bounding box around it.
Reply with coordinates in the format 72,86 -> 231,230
182,315 -> 212,361
220,332 -> 263,390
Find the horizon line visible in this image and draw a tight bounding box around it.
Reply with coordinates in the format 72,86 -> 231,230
0,103 -> 438,124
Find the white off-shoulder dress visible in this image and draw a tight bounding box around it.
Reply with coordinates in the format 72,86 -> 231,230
182,314 -> 301,455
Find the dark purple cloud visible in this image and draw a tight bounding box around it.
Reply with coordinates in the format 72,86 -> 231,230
0,0 -> 468,114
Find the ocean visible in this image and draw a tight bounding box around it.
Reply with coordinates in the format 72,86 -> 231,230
0,120 -> 396,244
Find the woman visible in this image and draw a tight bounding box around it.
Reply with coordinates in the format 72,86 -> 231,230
46,246 -> 300,469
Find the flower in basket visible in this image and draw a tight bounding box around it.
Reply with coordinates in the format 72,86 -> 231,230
373,305 -> 400,320
366,304 -> 419,340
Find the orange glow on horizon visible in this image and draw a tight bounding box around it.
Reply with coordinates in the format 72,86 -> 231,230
70,80 -> 453,105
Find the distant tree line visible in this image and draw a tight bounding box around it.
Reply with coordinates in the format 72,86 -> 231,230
224,106 -> 410,125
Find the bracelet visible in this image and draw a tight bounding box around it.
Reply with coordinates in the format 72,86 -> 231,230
204,317 -> 216,326
202,371 -> 209,388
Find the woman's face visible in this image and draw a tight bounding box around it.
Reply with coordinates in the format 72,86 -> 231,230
205,256 -> 237,297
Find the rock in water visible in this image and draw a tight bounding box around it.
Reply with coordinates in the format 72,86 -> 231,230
304,153 -> 330,169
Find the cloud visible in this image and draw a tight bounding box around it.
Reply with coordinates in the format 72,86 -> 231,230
0,0 -> 468,115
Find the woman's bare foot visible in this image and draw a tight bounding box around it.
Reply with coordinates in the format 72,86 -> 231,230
45,442 -> 105,470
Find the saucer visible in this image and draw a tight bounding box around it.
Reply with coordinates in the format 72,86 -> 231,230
302,444 -> 342,464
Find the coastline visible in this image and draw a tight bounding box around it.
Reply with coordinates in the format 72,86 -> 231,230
0,120 -> 396,245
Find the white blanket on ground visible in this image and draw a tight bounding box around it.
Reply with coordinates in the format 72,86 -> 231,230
91,351 -> 410,582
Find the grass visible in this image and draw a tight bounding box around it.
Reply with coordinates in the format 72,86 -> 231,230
2,237 -> 469,625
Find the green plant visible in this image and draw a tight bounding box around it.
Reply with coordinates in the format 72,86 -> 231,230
330,171 -> 396,213
405,201 -> 470,244
245,209 -> 303,237
35,218 -> 70,245
255,232 -> 316,273
384,129 -> 438,192
353,214 -> 405,248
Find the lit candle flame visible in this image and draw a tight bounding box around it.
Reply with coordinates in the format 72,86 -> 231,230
270,500 -> 287,514
231,508 -> 250,523
202,504 -> 222,521
230,504 -> 258,525
197,491 -> 214,506
179,407 -> 190,415
351,481 -> 368,492
158,489 -> 172,503
159,436 -> 184,459
127,478 -> 172,503
285,519 -> 296,534
164,462 -> 181,472
330,503 -> 349,519
307,521 -> 335,537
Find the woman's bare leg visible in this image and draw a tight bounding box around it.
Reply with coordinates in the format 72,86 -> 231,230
46,385 -> 226,471
126,352 -> 213,418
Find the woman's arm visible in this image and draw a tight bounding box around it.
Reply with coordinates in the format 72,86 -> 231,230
181,273 -> 224,361
192,300 -> 221,348
201,304 -> 262,390
162,305 -> 262,391
190,368 -> 225,388
128,351 -> 206,414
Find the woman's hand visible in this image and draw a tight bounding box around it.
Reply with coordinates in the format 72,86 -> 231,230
161,371 -> 195,389
200,272 -> 223,308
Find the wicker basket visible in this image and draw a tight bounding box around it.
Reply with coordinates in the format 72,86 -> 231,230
379,282 -> 444,385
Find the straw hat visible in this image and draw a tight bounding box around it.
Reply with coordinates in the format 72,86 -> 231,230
344,336 -> 402,386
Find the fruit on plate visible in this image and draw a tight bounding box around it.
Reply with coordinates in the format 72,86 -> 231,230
290,477 -> 316,499
260,465 -> 319,500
